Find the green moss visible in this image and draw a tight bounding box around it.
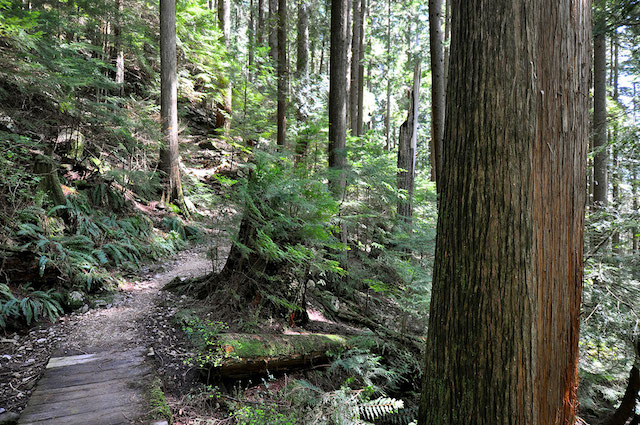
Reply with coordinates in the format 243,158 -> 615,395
146,378 -> 172,423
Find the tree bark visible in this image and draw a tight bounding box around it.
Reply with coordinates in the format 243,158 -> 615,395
268,0 -> 278,63
384,0 -> 391,151
428,0 -> 444,191
418,0 -> 590,424
296,0 -> 309,79
257,0 -> 264,46
397,62 -> 420,224
612,33 -> 620,252
328,0 -> 348,197
159,0 -> 185,206
593,3 -> 608,209
349,0 -> 361,136
113,0 -> 125,96
276,0 -> 287,147
356,0 -> 366,137
217,0 -> 232,133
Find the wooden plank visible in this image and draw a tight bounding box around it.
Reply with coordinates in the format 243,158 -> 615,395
19,389 -> 143,421
35,364 -> 151,390
19,403 -> 141,425
46,353 -> 98,369
27,379 -> 135,405
38,356 -> 144,380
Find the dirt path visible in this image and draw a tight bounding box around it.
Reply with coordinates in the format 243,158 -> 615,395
0,246 -> 212,423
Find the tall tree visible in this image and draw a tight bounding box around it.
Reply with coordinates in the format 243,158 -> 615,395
349,0 -> 361,135
113,0 -> 125,95
328,0 -> 348,196
355,0 -> 366,136
593,0 -> 608,209
296,0 -> 309,79
383,0 -> 391,150
269,0 -> 278,62
612,32 -> 621,251
428,0 -> 444,190
159,0 -> 185,206
418,0 -> 590,423
217,0 -> 232,132
277,0 -> 287,146
397,62 -> 420,223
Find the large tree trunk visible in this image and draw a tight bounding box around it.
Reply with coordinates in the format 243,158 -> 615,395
593,3 -> 608,209
328,0 -> 348,197
276,0 -> 287,147
418,1 -> 590,424
397,63 -> 420,224
428,0 -> 444,191
217,0 -> 232,133
159,0 -> 185,206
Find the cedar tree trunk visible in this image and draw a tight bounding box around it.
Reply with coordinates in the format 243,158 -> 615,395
418,1 -> 590,424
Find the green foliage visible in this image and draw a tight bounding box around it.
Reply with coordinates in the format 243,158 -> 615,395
182,317 -> 234,368
233,405 -> 297,425
0,283 -> 63,328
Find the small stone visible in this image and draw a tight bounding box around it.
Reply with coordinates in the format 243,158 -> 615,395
80,304 -> 89,313
1,355 -> 11,360
35,338 -> 46,344
106,304 -> 112,309
24,359 -> 35,365
147,348 -> 155,357
67,291 -> 85,309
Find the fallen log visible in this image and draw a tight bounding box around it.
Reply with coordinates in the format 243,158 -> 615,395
214,333 -> 376,378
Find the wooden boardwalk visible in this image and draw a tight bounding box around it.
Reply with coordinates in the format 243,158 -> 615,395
18,348 -> 152,425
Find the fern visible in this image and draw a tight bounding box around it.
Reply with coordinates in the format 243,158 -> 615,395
358,397 -> 404,422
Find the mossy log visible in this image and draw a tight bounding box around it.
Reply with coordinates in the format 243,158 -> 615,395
214,333 -> 376,378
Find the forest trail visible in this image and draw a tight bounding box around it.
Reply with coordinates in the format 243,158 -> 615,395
13,247 -> 212,424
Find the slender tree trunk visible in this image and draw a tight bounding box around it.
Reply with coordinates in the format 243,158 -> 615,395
443,0 -> 450,88
384,0 -> 391,150
593,4 -> 608,209
257,0 -> 264,45
269,0 -> 278,62
612,32 -> 620,252
113,0 -> 125,96
248,0 -> 255,76
296,0 -> 309,79
276,0 -> 287,147
159,0 -> 185,206
295,0 -> 309,161
428,0 -> 444,191
217,0 -> 232,133
397,62 -> 420,224
328,0 -> 348,197
356,0 -> 366,136
418,0 -> 590,423
349,0 -> 361,135
633,168 -> 639,252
